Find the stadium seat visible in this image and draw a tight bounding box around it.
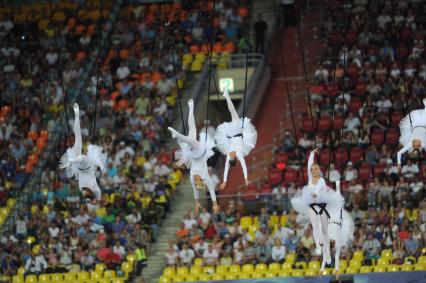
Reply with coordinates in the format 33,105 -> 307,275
224,273 -> 238,280
360,266 -> 372,273
358,164 -> 372,181
302,119 -> 315,132
414,263 -> 426,271
370,129 -> 385,145
95,263 -> 106,272
349,97 -> 362,113
90,271 -> 102,280
334,148 -> 349,167
229,264 -> 241,273
280,215 -> 288,226
50,274 -> 63,282
159,276 -> 171,283
211,274 -> 223,280
255,263 -> 267,273
345,266 -> 359,274
279,269 -> 291,277
401,264 -> 413,272
242,264 -> 254,273
377,258 -> 389,267
291,269 -> 304,276
176,267 -> 189,276
387,265 -> 400,272
269,263 -> 281,272
339,260 -> 348,269
380,249 -> 393,259
350,147 -> 363,164
64,272 -> 77,281
349,259 -> 362,269
24,275 -> 37,283
216,265 -> 228,274
172,275 -> 184,283
284,169 -> 298,183
238,273 -> 251,279
269,215 -> 279,227
318,116 -> 331,131
308,260 -> 320,270
38,274 -> 50,283
373,265 -> 386,272
268,168 -> 282,185
12,276 -> 24,283
285,253 -> 296,264
352,250 -> 364,261
294,262 -> 307,270
163,267 -> 175,277
391,111 -> 404,127
190,266 -> 202,275
332,116 -> 344,131
193,258 -> 203,266
385,129 -> 399,145
198,274 -> 211,281
265,271 -> 277,278
418,256 -> 426,264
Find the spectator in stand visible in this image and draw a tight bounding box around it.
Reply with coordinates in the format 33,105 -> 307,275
363,233 -> 381,260
344,161 -> 358,182
179,244 -> 195,267
202,244 -> 219,266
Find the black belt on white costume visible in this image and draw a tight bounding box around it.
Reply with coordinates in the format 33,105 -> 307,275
309,203 -> 330,219
227,133 -> 243,139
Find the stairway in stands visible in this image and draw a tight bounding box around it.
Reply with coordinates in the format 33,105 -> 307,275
222,6 -> 326,198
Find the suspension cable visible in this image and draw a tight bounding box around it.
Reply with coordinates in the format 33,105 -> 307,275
48,0 -> 71,143
161,0 -> 186,134
295,5 -> 316,147
241,32 -> 250,129
327,42 -> 339,181
272,0 -> 305,182
91,0 -> 104,143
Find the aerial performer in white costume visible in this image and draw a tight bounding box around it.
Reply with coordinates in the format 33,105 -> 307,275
320,181 -> 354,272
291,148 -> 344,264
397,98 -> 426,168
214,89 -> 258,190
168,99 -> 219,214
59,103 -> 107,203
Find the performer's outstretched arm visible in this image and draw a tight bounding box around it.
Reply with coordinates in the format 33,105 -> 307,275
72,103 -> 82,157
236,152 -> 248,183
397,143 -> 411,166
223,89 -> 239,122
223,154 -> 231,182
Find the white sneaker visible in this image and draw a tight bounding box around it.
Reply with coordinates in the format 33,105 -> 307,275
188,99 -> 194,109
73,103 -> 79,115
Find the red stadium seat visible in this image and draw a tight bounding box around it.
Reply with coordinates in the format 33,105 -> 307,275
349,98 -> 362,113
268,168 -> 282,185
358,164 -> 372,181
319,149 -> 331,166
355,81 -> 367,97
391,111 -> 404,128
261,183 -> 273,195
334,148 -> 349,167
318,117 -> 331,131
309,85 -> 325,95
370,130 -> 385,145
244,184 -> 258,201
373,163 -> 386,177
385,129 -> 400,145
276,152 -> 288,166
346,64 -> 359,78
350,147 -> 363,164
332,116 -> 344,131
302,119 -> 315,132
345,31 -> 357,45
284,169 -> 298,183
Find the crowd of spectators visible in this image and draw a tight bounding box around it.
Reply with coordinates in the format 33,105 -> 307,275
165,0 -> 426,271
0,0 -> 252,279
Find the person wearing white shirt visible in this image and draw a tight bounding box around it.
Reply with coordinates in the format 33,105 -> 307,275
273,223 -> 294,244
183,215 -> 197,230
401,160 -> 419,179
344,162 -> 358,182
314,65 -> 329,82
271,239 -> 286,263
203,244 -> 219,266
165,246 -> 179,266
344,112 -> 361,135
375,96 -> 392,112
46,49 -> 58,65
25,253 -> 48,275
327,164 -> 341,183
298,133 -> 313,149
113,242 -> 126,259
48,226 -> 60,238
198,208 -> 211,228
194,238 -> 209,256
116,63 -> 130,79
16,218 -> 27,238
179,244 -> 195,266
409,177 -> 423,195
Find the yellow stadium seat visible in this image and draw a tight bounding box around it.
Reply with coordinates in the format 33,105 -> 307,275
265,271 -> 276,278
294,262 -> 307,270
98,279 -> 109,283
95,263 -> 106,272
126,254 -> 136,263
77,271 -> 89,281
159,276 -> 171,283
360,266 -> 372,273
216,265 -> 228,274
269,263 -> 281,272
410,209 -> 419,221
380,249 -> 392,259
50,274 -> 63,282
345,267 -> 359,274
217,62 -> 228,69
64,272 -> 77,281
415,263 -> 426,271
308,260 -> 320,270
251,272 -> 263,278
253,216 -> 259,226
111,278 -> 124,283
282,262 -> 292,269
172,275 -> 184,283
229,264 -> 241,273
24,275 -> 37,283
352,250 -> 364,261
279,270 -> 291,277
90,271 -> 102,280
242,264 -> 254,273
203,266 -> 214,274
176,267 -> 189,276
339,260 -> 348,269
349,259 -> 362,268
193,258 -> 203,266
285,253 -> 296,263
104,270 -> 116,279
38,274 -> 50,283
292,269 -> 304,276
185,275 -> 198,282
377,258 -> 389,267
240,216 -> 252,229
373,265 -> 386,272
401,265 -> 413,272
12,276 -> 24,283
7,198 -> 16,208
418,256 -> 426,264
190,61 -> 203,72
190,266 -> 202,275
321,268 -> 331,275
163,267 -> 175,277
387,265 -> 400,272
121,261 -> 133,274
182,54 -> 193,63
280,215 -> 288,226
198,274 -> 211,281
269,215 -> 279,227
238,273 -> 251,279
255,263 -> 268,273
224,273 -> 238,280
404,256 -> 416,265
211,274 -> 223,280
305,269 -> 318,276
17,268 -> 25,276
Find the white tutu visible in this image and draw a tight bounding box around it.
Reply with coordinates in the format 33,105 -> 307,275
399,108 -> 426,147
214,117 -> 257,157
290,186 -> 344,219
59,144 -> 108,179
174,132 -> 215,169
328,209 -> 354,247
